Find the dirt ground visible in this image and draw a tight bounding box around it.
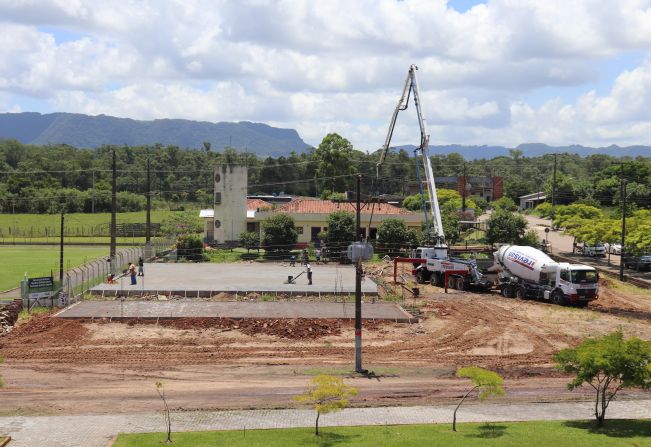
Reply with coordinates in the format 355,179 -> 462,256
1,272 -> 650,415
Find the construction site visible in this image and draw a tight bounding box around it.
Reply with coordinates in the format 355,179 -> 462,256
0,62 -> 650,447
0,259 -> 650,415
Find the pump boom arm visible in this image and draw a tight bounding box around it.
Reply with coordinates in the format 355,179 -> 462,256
376,64 -> 445,245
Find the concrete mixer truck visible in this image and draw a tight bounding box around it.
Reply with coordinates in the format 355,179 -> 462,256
494,245 -> 599,307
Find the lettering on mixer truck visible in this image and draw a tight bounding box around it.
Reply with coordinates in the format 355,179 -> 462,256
506,250 -> 536,270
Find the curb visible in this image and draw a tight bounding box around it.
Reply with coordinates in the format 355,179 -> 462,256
0,436 -> 12,447
106,435 -> 117,447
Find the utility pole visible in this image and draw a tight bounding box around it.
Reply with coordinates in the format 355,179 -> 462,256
110,147 -> 117,274
59,206 -> 64,283
91,170 -> 95,213
145,149 -> 151,257
354,174 -> 365,374
551,153 -> 557,217
619,163 -> 626,281
461,162 -> 467,212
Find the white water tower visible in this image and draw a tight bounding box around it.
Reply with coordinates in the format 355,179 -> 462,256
213,164 -> 247,243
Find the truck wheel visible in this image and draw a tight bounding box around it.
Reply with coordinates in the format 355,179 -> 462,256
416,270 -> 425,284
515,287 -> 526,300
431,273 -> 441,287
456,278 -> 465,291
501,286 -> 513,298
447,276 -> 457,290
551,291 -> 566,306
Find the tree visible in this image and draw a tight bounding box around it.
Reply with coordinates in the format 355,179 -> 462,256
521,229 -> 539,248
240,231 -> 259,253
441,211 -> 461,245
314,133 -> 356,194
535,202 -> 554,218
324,211 -> 355,261
453,367 -> 505,431
155,381 -> 173,444
553,204 -> 603,230
627,210 -> 651,253
554,332 -> 651,427
485,210 -> 527,245
377,218 -> 409,257
491,196 -> 518,212
262,213 -> 298,253
293,375 -> 358,436
161,211 -> 204,236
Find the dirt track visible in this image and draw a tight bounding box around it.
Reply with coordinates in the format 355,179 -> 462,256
0,278 -> 650,415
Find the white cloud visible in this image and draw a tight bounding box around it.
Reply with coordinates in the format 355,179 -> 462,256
1,0 -> 651,149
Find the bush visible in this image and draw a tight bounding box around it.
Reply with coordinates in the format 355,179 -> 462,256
176,233 -> 204,261
240,231 -> 260,253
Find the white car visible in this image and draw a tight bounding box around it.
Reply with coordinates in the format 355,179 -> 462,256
609,243 -> 622,255
582,243 -> 606,257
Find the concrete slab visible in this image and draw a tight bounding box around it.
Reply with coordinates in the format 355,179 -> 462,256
56,300 -> 415,322
90,263 -> 377,295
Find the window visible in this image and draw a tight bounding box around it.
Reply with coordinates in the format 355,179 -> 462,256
297,226 -> 304,234
560,270 -> 569,281
571,270 -> 598,284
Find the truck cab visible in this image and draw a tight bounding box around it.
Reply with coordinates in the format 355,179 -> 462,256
550,264 -> 599,305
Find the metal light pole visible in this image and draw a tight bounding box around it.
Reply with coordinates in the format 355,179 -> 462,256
145,148 -> 152,257
110,147 -> 117,274
619,164 -> 627,281
551,153 -> 557,218
354,174 -> 365,373
59,207 -> 65,283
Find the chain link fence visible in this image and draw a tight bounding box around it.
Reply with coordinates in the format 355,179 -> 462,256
62,238 -> 174,305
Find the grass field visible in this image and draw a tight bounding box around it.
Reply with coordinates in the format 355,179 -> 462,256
0,245 -> 109,290
113,420 -> 651,447
0,210 -> 185,241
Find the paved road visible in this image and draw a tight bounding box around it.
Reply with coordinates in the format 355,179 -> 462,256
1,400 -> 650,446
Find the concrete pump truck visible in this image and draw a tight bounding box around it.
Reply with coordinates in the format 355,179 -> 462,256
377,65 -> 491,291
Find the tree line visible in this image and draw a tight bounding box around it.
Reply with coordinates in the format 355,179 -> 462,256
0,134 -> 649,214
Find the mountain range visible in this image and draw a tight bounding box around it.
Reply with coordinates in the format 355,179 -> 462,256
399,143 -> 650,159
0,112 -> 649,159
0,112 -> 310,156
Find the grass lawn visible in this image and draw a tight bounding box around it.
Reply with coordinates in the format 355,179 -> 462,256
0,210 -> 184,241
0,245 -> 109,290
603,273 -> 651,298
113,420 -> 651,447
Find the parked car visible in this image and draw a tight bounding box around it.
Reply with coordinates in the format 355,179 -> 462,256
581,242 -> 606,257
609,243 -> 622,255
623,254 -> 651,271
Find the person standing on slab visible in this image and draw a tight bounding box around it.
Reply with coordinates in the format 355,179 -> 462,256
129,262 -> 137,285
306,262 -> 313,285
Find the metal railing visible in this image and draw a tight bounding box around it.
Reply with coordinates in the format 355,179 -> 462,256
62,237 -> 174,305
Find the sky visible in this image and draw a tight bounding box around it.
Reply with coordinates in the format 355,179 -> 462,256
1,0 -> 651,152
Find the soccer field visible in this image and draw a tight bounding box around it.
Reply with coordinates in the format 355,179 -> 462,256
0,245 -> 109,291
